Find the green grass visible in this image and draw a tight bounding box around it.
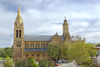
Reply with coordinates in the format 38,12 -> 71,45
81,65 -> 97,67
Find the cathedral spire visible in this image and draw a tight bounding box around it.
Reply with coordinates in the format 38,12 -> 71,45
17,4 -> 21,18
15,4 -> 23,26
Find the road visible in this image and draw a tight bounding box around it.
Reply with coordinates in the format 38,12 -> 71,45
0,60 -> 4,67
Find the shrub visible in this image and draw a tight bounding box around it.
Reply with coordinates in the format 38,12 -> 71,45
2,57 -> 14,67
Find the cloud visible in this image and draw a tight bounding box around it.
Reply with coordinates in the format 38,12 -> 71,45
0,0 -> 100,47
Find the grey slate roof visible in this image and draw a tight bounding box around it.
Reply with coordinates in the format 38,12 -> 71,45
24,35 -> 65,41
24,48 -> 47,52
24,35 -> 79,41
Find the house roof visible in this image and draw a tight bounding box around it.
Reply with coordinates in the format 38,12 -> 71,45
24,48 -> 47,52
24,35 -> 80,41
57,61 -> 79,67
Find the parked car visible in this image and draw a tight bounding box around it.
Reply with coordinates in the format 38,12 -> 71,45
54,62 -> 59,66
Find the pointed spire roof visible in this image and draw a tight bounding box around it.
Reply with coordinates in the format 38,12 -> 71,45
17,4 -> 21,18
63,16 -> 68,26
15,4 -> 23,26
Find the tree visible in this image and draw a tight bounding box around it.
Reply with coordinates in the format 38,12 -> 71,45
68,41 -> 90,65
0,47 -> 13,58
39,59 -> 48,67
96,43 -> 100,47
47,42 -> 60,60
86,43 -> 97,58
39,59 -> 54,67
15,58 -> 38,67
15,58 -> 28,67
28,57 -> 38,67
2,57 -> 14,67
1,50 -> 8,58
61,41 -> 71,59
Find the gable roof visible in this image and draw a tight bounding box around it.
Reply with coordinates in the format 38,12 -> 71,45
24,35 -> 65,41
24,35 -> 80,41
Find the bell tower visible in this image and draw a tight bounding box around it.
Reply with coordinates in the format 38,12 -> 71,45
13,5 -> 24,62
63,17 -> 71,41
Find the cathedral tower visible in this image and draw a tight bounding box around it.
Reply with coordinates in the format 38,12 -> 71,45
13,5 -> 24,62
63,17 -> 71,41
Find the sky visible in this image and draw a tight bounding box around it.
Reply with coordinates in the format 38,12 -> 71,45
0,0 -> 100,48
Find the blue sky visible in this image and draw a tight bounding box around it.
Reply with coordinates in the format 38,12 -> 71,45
0,0 -> 100,48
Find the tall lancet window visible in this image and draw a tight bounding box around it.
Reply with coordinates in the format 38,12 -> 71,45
16,30 -> 18,38
19,30 -> 21,38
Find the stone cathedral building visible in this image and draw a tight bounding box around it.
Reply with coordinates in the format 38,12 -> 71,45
13,5 -> 86,62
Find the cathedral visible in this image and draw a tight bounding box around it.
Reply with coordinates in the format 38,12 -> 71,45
13,5 -> 86,62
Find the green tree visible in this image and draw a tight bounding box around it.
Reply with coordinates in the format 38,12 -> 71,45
96,43 -> 100,47
15,58 -> 28,67
39,59 -> 48,67
86,43 -> 97,58
47,42 -> 60,60
68,41 -> 90,65
2,57 -> 14,67
1,50 -> 8,58
48,60 -> 54,67
61,41 -> 71,59
39,59 -> 54,67
0,47 -> 13,58
28,57 -> 38,67
15,58 -> 38,67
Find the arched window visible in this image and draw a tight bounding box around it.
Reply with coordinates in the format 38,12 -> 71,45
36,44 -> 37,47
41,44 -> 42,47
43,44 -> 45,47
37,54 -> 39,57
33,44 -> 34,47
19,44 -> 21,47
18,54 -> 19,57
25,44 -> 26,47
38,44 -> 39,47
16,30 -> 18,38
27,44 -> 29,47
17,44 -> 18,47
19,30 -> 21,38
30,44 -> 32,47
